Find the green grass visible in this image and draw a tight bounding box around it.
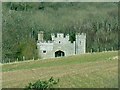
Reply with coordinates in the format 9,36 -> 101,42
2,51 -> 118,88
2,51 -> 118,72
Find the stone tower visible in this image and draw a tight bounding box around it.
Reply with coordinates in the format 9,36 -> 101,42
66,34 -> 69,41
51,33 -> 55,41
38,31 -> 44,41
37,31 -> 86,59
75,33 -> 86,54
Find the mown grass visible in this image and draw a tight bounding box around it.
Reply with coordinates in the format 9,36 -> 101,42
2,51 -> 118,72
2,51 -> 118,88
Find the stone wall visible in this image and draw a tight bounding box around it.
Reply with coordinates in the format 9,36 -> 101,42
37,32 -> 86,59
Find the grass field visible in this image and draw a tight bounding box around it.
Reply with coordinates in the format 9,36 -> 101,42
2,51 -> 118,88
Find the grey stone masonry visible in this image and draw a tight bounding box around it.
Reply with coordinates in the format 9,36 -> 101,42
37,31 -> 86,59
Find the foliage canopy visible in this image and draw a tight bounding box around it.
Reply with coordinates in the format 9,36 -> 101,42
2,2 -> 119,62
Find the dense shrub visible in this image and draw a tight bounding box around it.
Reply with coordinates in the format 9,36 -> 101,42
25,77 -> 59,90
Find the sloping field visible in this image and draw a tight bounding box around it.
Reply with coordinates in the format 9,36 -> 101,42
2,51 -> 118,88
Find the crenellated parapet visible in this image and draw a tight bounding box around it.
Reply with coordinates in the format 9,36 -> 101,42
38,31 -> 44,41
65,34 -> 69,40
37,31 -> 86,59
51,33 -> 55,41
76,33 -> 86,39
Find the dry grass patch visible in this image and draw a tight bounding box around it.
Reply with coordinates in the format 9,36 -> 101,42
2,51 -> 118,88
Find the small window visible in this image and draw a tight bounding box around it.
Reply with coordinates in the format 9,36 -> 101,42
43,50 -> 46,53
59,41 -> 60,43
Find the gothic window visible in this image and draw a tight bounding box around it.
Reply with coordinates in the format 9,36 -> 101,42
43,50 -> 46,53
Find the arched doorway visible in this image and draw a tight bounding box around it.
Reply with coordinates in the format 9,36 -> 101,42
55,50 -> 65,57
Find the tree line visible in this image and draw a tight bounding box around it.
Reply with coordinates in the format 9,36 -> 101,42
2,2 -> 119,63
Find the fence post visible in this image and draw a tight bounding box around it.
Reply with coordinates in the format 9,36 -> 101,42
111,47 -> 113,51
17,58 -> 18,62
23,56 -> 25,61
9,59 -> 10,63
97,48 -> 99,52
104,48 -> 106,52
33,57 -> 34,60
91,49 -> 92,53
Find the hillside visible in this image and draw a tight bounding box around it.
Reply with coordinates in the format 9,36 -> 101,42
2,51 -> 118,88
2,2 -> 119,63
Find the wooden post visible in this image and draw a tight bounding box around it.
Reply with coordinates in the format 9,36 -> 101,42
17,58 -> 18,62
97,48 -> 99,52
112,47 -> 113,51
105,48 -> 106,52
9,59 -> 10,63
23,56 -> 25,61
91,49 -> 92,53
33,57 -> 34,60
2,60 -> 4,63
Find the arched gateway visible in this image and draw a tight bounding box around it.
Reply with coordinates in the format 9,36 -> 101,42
55,50 -> 65,57
37,32 -> 86,59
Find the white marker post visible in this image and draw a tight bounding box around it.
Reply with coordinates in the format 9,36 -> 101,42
91,49 -> 92,53
33,57 -> 34,60
9,59 -> 10,63
23,56 -> 25,61
17,58 -> 18,62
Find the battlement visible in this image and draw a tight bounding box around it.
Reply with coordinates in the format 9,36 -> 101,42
51,33 -> 69,41
76,33 -> 86,36
38,31 -> 44,41
57,33 -> 64,38
37,31 -> 86,59
37,40 -> 53,43
76,33 -> 86,39
38,31 -> 86,42
51,33 -> 69,38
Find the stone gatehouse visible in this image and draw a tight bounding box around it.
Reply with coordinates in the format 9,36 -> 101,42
37,31 -> 86,59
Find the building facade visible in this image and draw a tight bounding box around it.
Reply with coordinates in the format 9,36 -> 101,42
37,31 -> 86,59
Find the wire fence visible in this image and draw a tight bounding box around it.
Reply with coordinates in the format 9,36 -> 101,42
1,47 -> 117,64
